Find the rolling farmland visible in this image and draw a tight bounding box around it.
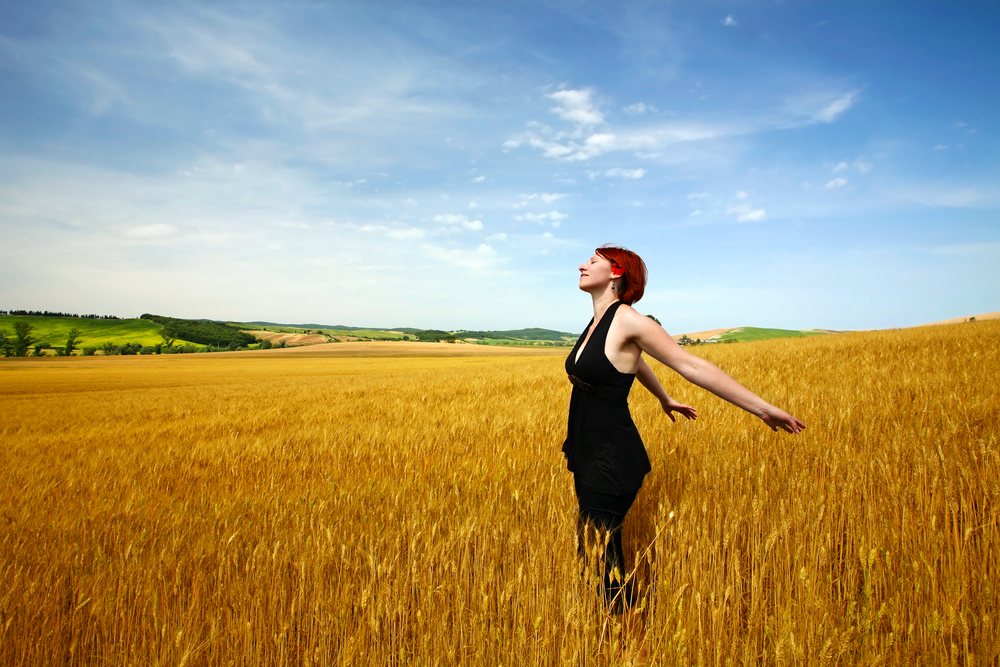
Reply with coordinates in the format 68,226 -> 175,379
1,321 -> 997,665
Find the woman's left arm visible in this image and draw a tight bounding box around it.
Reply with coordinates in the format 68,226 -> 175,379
623,309 -> 805,434
636,357 -> 697,422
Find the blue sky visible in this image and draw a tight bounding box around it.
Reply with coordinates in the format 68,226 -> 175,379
1,2 -> 997,333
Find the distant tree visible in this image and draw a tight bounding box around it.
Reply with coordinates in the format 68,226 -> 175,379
119,342 -> 142,355
276,339 -> 287,348
83,347 -> 97,355
678,335 -> 692,346
259,339 -> 273,350
13,321 -> 35,357
0,331 -> 12,357
970,317 -> 977,322
33,342 -> 51,356
646,314 -> 661,326
101,342 -> 118,355
63,328 -> 83,356
160,332 -> 176,348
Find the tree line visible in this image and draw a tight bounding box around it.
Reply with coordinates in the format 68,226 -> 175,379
141,314 -> 258,348
0,310 -> 121,319
0,322 -> 85,357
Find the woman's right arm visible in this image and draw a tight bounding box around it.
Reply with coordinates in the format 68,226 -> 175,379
623,310 -> 805,433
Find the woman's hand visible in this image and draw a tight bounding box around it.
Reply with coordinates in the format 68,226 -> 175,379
758,406 -> 805,434
660,397 -> 697,422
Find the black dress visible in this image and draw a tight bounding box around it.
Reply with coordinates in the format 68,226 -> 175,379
563,300 -> 651,498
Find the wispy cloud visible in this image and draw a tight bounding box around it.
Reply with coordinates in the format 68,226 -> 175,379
514,211 -> 567,227
433,213 -> 483,232
815,91 -> 858,122
727,204 -> 767,222
605,168 -> 646,179
825,178 -> 848,189
421,242 -> 498,271
623,102 -> 657,115
722,15 -> 738,27
506,86 -> 863,163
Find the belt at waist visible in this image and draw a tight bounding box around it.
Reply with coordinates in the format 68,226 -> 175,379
567,374 -> 629,407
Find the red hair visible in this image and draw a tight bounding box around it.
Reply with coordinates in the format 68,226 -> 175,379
596,244 -> 647,305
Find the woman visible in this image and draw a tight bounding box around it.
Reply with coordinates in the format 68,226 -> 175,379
564,244 -> 804,609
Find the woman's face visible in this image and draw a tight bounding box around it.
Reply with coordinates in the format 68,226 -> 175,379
578,253 -> 616,292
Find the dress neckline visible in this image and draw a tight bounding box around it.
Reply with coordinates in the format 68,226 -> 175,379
574,300 -> 621,365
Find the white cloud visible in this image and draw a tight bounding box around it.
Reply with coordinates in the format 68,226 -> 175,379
825,178 -> 848,189
514,211 -> 569,224
736,190 -> 748,199
402,198 -> 418,206
469,200 -> 479,209
421,242 -> 497,271
689,210 -> 703,216
687,192 -> 709,200
486,232 -> 507,242
471,175 -> 485,183
854,161 -> 872,174
833,161 -> 849,172
510,86 -> 861,163
722,15 -> 738,27
605,167 -> 646,179
433,213 -> 483,231
816,92 -> 857,122
738,209 -> 766,222
515,193 -> 569,208
934,144 -> 949,151
727,204 -> 767,222
548,88 -> 604,126
623,102 -> 656,115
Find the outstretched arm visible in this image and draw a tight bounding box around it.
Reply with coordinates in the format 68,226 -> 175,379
635,357 -> 697,422
624,311 -> 805,433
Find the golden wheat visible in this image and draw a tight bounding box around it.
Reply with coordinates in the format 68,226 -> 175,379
1,323 -> 997,665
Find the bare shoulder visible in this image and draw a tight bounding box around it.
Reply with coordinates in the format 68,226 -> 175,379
615,304 -> 662,334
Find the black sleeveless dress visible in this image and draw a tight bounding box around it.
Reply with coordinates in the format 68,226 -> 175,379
563,301 -> 652,497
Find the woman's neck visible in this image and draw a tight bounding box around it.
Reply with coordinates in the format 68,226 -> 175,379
590,290 -> 620,323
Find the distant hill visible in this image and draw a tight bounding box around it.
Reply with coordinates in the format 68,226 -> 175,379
0,315 -> 199,348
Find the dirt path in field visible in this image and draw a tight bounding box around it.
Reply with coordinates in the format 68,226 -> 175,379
672,327 -> 734,341
921,311 -> 1000,326
246,330 -> 330,346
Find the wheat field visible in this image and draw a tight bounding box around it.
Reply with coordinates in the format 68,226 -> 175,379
1,322 -> 998,666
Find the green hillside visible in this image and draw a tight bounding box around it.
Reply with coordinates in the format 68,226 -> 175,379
492,327 -> 575,341
0,315 -> 197,348
713,327 -> 830,343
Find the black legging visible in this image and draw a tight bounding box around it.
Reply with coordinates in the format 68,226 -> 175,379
575,481 -> 638,611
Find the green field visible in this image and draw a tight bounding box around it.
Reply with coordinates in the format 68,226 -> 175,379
713,326 -> 832,343
0,316 -> 199,349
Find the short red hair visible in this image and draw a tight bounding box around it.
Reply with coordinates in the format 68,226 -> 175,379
596,244 -> 647,305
